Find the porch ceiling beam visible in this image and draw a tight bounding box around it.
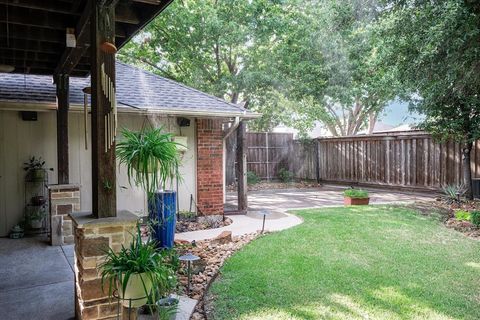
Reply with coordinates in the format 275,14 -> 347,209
0,0 -> 80,15
0,0 -> 139,24
0,10 -> 126,37
0,49 -> 90,64
132,0 -> 163,4
0,40 -> 65,55
12,67 -> 85,76
0,26 -> 66,44
0,58 -> 90,71
53,0 -> 92,78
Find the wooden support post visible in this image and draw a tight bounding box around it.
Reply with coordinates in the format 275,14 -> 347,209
236,120 -> 248,212
56,74 -> 69,184
91,1 -> 117,218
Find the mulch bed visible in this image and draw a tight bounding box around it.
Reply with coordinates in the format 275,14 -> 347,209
407,198 -> 480,239
176,217 -> 232,233
175,232 -> 260,320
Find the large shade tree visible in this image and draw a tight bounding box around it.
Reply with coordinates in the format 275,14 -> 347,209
376,0 -> 480,198
273,0 -> 397,136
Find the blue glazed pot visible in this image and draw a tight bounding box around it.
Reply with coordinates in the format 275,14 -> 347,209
148,191 -> 177,248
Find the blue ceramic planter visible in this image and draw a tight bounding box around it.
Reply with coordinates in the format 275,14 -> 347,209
148,190 -> 177,248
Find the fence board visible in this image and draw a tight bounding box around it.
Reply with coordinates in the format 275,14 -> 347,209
291,132 -> 480,190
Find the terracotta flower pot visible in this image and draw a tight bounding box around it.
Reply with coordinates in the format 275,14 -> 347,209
344,197 -> 370,206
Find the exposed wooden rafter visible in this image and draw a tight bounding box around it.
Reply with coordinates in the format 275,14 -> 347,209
0,0 -> 171,76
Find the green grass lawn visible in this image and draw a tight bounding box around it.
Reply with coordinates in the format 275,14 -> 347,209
209,206 -> 480,320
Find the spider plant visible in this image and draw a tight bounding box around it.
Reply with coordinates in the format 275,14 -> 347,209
99,226 -> 172,308
116,127 -> 182,197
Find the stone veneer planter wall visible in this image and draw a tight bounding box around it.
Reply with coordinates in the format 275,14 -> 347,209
48,184 -> 81,246
70,211 -> 137,320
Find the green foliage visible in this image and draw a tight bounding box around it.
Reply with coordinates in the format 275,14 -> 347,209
116,127 -> 181,197
178,210 -> 196,220
344,188 -> 369,199
272,1 -> 397,136
247,171 -> 261,185
376,1 -> 480,143
442,184 -> 466,203
470,211 -> 480,227
277,168 -> 293,183
120,0 -> 396,136
22,156 -> 45,171
119,0 -> 289,130
156,297 -> 179,320
376,1 -> 480,198
99,226 -> 176,304
454,210 -> 471,222
26,208 -> 46,221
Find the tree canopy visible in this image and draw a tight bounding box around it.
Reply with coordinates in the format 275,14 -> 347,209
119,0 -> 397,136
375,0 -> 480,197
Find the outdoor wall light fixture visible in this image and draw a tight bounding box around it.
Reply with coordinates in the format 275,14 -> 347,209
179,252 -> 200,295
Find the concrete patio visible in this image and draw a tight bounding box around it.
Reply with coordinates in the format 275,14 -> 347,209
0,237 -> 74,320
227,184 -> 436,212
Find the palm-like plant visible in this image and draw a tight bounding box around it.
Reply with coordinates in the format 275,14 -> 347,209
116,127 -> 182,197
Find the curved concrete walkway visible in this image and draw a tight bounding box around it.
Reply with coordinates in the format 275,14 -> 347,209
175,212 -> 302,242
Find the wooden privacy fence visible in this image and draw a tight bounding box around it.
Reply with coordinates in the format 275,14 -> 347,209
289,131 -> 480,190
245,132 -> 293,180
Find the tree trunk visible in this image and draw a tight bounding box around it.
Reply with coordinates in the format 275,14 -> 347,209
462,141 -> 474,200
367,112 -> 378,134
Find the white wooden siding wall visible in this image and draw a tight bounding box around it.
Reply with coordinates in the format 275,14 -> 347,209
0,110 -> 197,237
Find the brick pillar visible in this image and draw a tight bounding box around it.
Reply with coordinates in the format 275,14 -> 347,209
196,119 -> 224,215
48,184 -> 81,245
70,211 -> 137,320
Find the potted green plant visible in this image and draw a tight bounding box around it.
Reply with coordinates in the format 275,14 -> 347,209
117,127 -> 182,248
116,127 -> 181,196
99,227 -> 171,308
23,156 -> 47,182
344,188 -> 370,206
25,207 -> 46,229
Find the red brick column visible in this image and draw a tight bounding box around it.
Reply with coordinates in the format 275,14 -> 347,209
196,119 -> 224,215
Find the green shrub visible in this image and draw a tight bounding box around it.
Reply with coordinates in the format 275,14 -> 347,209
442,184 -> 466,203
344,188 -> 369,199
454,210 -> 471,221
247,171 -> 261,185
470,211 -> 480,227
278,168 -> 294,183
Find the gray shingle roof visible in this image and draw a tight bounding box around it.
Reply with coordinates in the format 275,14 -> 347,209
0,61 -> 256,118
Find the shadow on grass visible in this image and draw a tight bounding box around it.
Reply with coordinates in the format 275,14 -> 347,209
209,206 -> 480,320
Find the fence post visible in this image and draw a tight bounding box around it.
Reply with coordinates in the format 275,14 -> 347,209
315,139 -> 320,183
265,132 -> 270,181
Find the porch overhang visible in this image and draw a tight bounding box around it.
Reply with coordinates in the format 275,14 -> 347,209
0,0 -> 173,77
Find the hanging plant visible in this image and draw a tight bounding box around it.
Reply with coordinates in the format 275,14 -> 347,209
116,127 -> 181,197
